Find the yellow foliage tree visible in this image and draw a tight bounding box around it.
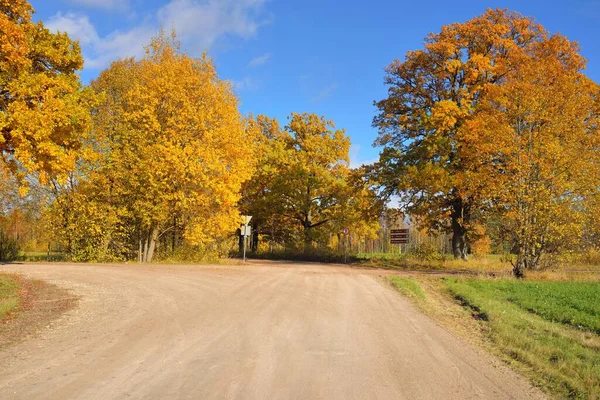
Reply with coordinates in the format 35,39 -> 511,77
87,32 -> 255,262
238,115 -> 290,251
0,0 -> 91,186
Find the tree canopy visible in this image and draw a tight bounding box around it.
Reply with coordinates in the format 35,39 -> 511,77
240,113 -> 380,253
0,0 -> 91,186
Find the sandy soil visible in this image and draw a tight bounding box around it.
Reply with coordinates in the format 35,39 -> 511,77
0,261 -> 545,399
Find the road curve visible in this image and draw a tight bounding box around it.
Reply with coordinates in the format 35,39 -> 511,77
0,262 -> 544,400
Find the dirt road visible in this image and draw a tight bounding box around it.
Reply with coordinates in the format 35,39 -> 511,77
0,262 -> 544,399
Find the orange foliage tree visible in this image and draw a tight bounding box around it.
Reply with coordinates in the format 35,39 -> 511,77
371,9 -> 598,266
462,33 -> 600,276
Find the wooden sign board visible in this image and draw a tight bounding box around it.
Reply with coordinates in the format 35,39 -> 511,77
390,228 -> 409,244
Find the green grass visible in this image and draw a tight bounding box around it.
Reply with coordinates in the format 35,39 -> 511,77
388,276 -> 426,299
0,274 -> 21,320
19,251 -> 66,262
444,278 -> 600,399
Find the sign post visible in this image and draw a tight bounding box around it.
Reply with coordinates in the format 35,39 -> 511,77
241,215 -> 252,263
390,228 -> 409,253
342,227 -> 349,264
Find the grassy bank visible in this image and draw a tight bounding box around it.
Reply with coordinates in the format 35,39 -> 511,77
388,275 -> 600,399
0,274 -> 21,320
444,279 -> 600,399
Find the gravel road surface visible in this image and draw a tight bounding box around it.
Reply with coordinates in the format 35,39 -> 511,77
0,262 -> 544,399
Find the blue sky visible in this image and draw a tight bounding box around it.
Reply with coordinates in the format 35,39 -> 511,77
30,0 -> 600,167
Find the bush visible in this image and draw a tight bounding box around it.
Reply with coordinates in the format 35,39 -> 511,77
0,229 -> 19,262
249,249 -> 358,264
410,243 -> 444,261
157,244 -> 224,263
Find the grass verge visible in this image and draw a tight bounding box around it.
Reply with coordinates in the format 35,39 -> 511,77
388,276 -> 426,299
444,278 -> 600,399
0,273 -> 77,348
0,274 -> 21,321
388,275 -> 600,399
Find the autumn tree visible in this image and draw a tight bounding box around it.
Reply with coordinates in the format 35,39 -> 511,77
240,113 -> 380,253
327,168 -> 383,251
372,9 -> 553,259
273,113 -> 351,251
0,0 -> 91,187
63,32 -> 256,262
238,115 -> 290,252
462,35 -> 600,277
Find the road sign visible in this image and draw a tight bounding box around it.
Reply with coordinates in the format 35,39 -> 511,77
240,215 -> 253,264
341,227 -> 349,235
390,228 -> 409,244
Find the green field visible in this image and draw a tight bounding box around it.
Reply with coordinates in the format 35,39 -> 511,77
0,274 -> 21,320
444,278 -> 600,399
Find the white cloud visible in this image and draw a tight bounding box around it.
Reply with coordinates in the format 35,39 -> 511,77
248,52 -> 271,67
68,0 -> 129,10
311,82 -> 338,103
47,0 -> 270,70
157,0 -> 268,52
47,12 -> 152,69
88,26 -> 155,68
46,12 -> 99,46
349,144 -> 377,169
231,76 -> 260,91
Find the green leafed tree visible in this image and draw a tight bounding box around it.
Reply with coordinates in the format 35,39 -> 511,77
241,113 -> 381,253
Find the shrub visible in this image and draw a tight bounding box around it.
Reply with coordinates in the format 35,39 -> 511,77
0,229 -> 19,262
410,243 -> 444,261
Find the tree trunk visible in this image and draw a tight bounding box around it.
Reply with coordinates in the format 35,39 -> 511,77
451,197 -> 469,260
303,224 -> 312,254
512,245 -> 527,278
143,227 -> 159,263
252,224 -> 259,253
171,216 -> 177,254
143,236 -> 149,262
237,228 -> 244,254
512,258 -> 525,278
513,240 -> 543,278
451,229 -> 468,260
